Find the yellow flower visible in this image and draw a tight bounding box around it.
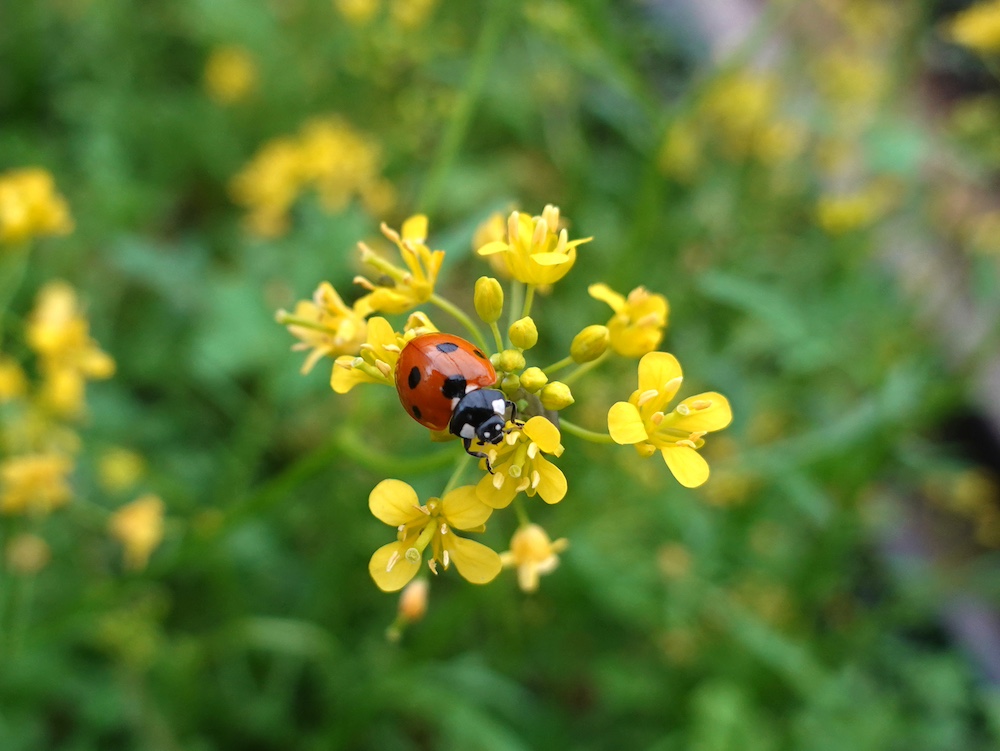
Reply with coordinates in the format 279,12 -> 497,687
0,355 -> 27,402
368,479 -> 501,592
230,117 -> 383,238
476,205 -> 591,286
26,282 -> 114,415
5,533 -> 51,575
109,494 -> 165,571
98,447 -> 146,494
229,137 -> 302,237
277,281 -> 369,374
331,312 -> 435,393
608,352 -> 732,488
700,72 -> 780,160
947,1 -> 1000,55
475,416 -> 566,508
500,523 -> 568,592
355,215 -> 444,315
588,283 -> 669,358
335,0 -> 380,25
816,182 -> 897,235
203,45 -> 257,105
390,0 -> 438,29
658,119 -> 702,181
0,452 -> 74,515
0,168 -> 73,245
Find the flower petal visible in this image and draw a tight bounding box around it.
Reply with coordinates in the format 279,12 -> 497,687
369,540 -> 421,592
476,472 -> 518,509
445,535 -> 502,584
588,283 -> 626,313
476,241 -> 511,256
401,214 -> 428,242
637,352 -> 683,396
368,479 -> 423,526
670,392 -> 733,432
662,445 -> 710,488
441,485 -> 494,529
529,252 -> 572,266
533,456 -> 567,504
608,402 -> 648,444
331,358 -> 379,394
522,416 -> 562,455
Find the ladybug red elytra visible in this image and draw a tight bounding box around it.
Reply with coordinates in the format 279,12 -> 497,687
394,333 -> 514,465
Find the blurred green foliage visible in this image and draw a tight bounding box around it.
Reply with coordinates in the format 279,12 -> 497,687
3,0 -> 1000,749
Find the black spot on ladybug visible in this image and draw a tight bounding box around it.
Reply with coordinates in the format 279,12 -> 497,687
408,366 -> 421,389
473,348 -> 486,359
436,342 -> 459,353
412,405 -> 422,420
441,374 -> 467,399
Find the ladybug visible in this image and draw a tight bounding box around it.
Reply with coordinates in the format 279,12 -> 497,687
395,333 -> 514,466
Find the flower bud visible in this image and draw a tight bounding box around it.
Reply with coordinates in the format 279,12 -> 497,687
474,276 -> 504,324
501,372 -> 521,397
398,578 -> 429,623
570,325 -> 610,363
539,381 -> 574,410
497,348 -> 526,373
520,366 -> 548,393
508,316 -> 538,350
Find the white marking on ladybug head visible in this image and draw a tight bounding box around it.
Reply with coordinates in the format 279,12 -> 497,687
465,383 -> 477,394
459,423 -> 476,439
450,397 -> 460,409
492,398 -> 506,415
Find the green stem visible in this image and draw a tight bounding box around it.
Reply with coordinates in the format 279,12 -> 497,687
512,497 -> 531,527
417,0 -> 508,216
542,355 -> 574,376
559,419 -> 615,444
562,350 -> 610,386
442,454 -> 473,496
521,284 -> 536,320
489,321 -> 505,354
429,294 -> 489,352
275,314 -> 330,334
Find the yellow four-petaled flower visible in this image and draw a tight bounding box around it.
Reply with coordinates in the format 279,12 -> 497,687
608,352 -> 732,488
368,479 -> 501,592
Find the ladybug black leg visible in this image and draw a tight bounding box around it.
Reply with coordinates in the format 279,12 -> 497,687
463,437 -> 495,473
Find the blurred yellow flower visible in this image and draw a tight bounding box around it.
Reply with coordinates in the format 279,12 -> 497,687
588,283 -> 669,358
947,1 -> 1000,54
277,281 -> 369,374
816,182 -> 897,235
0,355 -> 28,402
98,447 -> 146,494
109,494 -> 165,570
355,215 -> 444,314
701,72 -> 779,160
476,205 -> 591,286
335,0 -> 380,25
658,120 -> 702,181
608,352 -> 732,488
475,416 -> 566,508
203,45 -> 257,105
0,168 -> 73,245
26,281 -> 115,416
500,523 -> 568,592
231,117 -> 384,237
368,479 -> 500,591
390,0 -> 437,29
0,452 -> 74,515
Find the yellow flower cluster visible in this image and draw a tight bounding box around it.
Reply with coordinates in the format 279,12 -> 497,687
230,116 -> 393,237
0,168 -> 73,245
659,72 -> 806,179
279,204 -> 732,604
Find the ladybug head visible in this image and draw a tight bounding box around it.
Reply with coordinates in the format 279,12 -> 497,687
449,388 -> 510,447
